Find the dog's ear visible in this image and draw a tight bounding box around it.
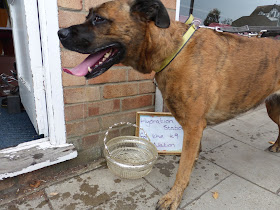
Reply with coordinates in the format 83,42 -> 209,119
131,0 -> 170,28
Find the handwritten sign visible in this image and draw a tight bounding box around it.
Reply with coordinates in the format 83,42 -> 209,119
136,112 -> 183,154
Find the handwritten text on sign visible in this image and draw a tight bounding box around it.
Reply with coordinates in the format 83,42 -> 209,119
136,112 -> 184,153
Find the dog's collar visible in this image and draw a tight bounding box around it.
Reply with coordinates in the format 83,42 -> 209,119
154,15 -> 197,73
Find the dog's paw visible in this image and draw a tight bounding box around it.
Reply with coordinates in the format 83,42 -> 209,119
268,144 -> 280,153
156,192 -> 181,210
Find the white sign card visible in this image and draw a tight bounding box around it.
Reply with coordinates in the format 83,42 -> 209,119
136,112 -> 183,154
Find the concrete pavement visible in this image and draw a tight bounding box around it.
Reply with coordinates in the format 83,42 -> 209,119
1,106 -> 280,209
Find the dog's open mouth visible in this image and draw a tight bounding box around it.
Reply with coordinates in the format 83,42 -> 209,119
63,43 -> 125,79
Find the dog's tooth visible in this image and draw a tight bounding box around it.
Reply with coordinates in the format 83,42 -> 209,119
99,61 -> 103,65
88,66 -> 92,72
103,50 -> 112,60
102,57 -> 106,62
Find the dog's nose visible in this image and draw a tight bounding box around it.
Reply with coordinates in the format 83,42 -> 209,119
58,28 -> 70,40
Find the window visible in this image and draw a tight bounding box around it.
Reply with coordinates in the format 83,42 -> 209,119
179,0 -> 280,27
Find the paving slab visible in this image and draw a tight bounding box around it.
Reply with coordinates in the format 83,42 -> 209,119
144,155 -> 232,208
201,128 -> 233,152
212,118 -> 278,153
94,182 -> 161,210
185,174 -> 280,210
204,140 -> 280,193
0,196 -> 50,210
237,107 -> 271,127
45,167 -> 146,210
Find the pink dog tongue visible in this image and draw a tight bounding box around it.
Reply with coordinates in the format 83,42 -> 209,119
63,49 -> 110,76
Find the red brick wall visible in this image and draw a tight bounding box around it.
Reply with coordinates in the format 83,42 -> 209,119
58,0 -> 176,161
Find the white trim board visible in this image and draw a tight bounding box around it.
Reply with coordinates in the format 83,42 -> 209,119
0,138 -> 77,180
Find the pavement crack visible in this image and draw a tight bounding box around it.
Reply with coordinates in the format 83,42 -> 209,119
181,173 -> 233,209
276,188 -> 280,195
43,189 -> 55,210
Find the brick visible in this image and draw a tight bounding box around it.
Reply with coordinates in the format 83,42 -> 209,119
122,95 -> 153,111
66,118 -> 100,137
66,121 -> 84,137
102,111 -> 136,129
65,104 -> 87,121
139,81 -> 156,94
84,118 -> 100,134
88,99 -> 120,116
64,87 -> 83,104
161,0 -> 176,10
87,68 -> 127,85
168,9 -> 176,21
67,137 -> 83,151
64,86 -> 100,104
58,10 -> 85,28
60,50 -> 88,68
84,0 -> 112,11
82,134 -> 100,149
120,126 -> 136,136
104,128 -> 120,142
103,83 -> 138,99
128,69 -> 155,81
62,72 -> 86,87
58,0 -> 83,10
86,87 -> 101,102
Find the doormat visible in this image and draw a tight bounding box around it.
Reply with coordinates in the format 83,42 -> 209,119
0,97 -> 40,149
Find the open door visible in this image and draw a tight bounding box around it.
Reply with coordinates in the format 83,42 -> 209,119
8,0 -> 48,136
0,0 -> 77,180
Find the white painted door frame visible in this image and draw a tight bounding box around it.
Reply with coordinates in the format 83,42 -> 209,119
0,0 -> 77,180
37,0 -> 67,145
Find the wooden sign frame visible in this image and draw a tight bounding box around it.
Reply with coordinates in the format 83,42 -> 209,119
136,112 -> 183,155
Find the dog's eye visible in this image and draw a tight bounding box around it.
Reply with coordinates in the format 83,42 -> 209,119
92,15 -> 106,25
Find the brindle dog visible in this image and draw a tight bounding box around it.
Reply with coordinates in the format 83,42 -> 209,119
58,0 -> 280,209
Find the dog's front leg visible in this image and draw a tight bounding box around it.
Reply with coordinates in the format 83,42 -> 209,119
156,120 -> 206,210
